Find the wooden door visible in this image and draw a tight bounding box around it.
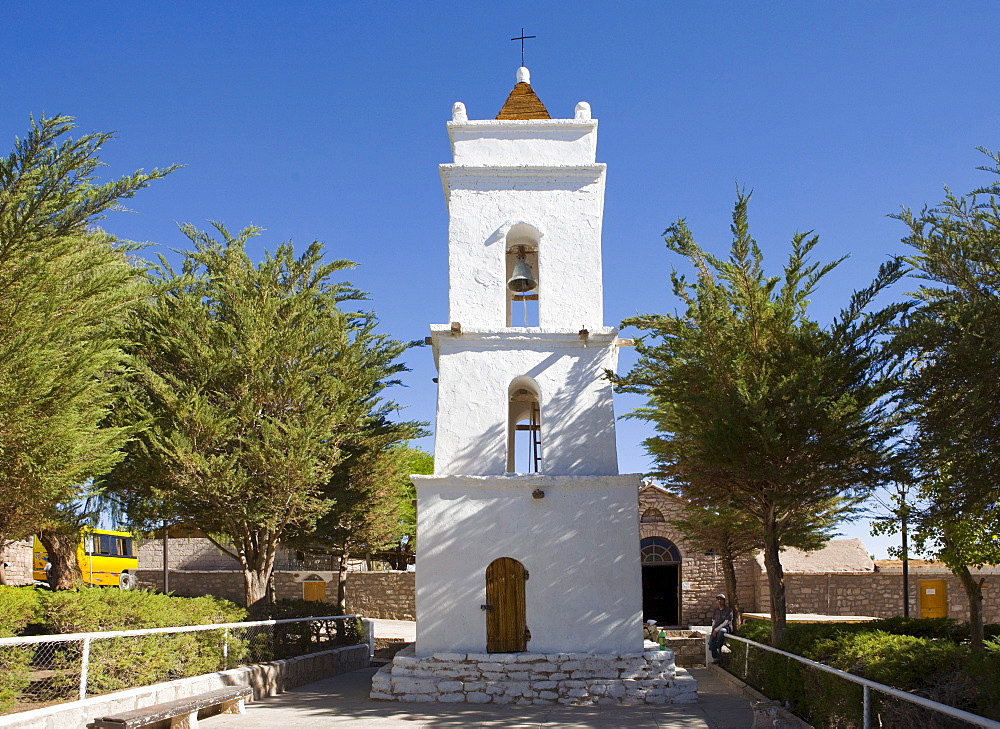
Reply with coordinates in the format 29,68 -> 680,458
486,557 -> 528,652
919,580 -> 947,618
303,580 -> 327,602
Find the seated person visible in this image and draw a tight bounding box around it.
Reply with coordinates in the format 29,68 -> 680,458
643,619 -> 659,642
709,594 -> 734,662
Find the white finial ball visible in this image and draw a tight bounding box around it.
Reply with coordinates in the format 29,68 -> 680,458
452,102 -> 467,122
575,102 -> 592,120
517,66 -> 530,85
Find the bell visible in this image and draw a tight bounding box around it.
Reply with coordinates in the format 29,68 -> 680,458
507,254 -> 537,293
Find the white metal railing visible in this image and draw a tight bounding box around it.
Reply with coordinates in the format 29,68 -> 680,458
0,614 -> 372,711
719,633 -> 1000,728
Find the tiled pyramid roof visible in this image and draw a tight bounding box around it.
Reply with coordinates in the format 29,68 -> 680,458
496,81 -> 551,120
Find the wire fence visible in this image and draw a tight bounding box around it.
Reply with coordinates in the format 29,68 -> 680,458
722,634 -> 1000,729
0,615 -> 367,716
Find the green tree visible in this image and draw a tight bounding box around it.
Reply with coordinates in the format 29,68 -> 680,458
294,438 -> 427,609
893,150 -> 1000,511
905,469 -> 1000,652
667,503 -> 758,628
395,446 -> 434,559
869,474 -> 917,617
0,115 -> 173,582
614,190 -> 904,643
892,151 -> 1000,649
669,497 -> 842,630
103,223 -> 420,617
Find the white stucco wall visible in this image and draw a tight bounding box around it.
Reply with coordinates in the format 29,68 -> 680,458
440,125 -> 606,331
448,119 -> 598,167
415,88 -> 642,658
413,474 -> 643,656
430,328 -> 621,477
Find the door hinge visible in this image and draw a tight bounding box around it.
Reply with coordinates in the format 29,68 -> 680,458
480,604 -> 494,611
524,569 -> 529,580
524,627 -> 532,642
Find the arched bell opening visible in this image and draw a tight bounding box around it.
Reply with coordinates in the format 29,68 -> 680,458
506,376 -> 541,474
640,536 -> 682,627
504,223 -> 541,327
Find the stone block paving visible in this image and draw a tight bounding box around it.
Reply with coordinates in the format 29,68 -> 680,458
201,665 -> 755,728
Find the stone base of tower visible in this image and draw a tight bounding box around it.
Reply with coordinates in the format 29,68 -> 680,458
370,645 -> 697,705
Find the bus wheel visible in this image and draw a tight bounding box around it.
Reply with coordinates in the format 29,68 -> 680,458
119,573 -> 136,590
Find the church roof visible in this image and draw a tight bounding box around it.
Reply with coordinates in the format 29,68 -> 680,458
496,67 -> 550,120
754,538 -> 875,573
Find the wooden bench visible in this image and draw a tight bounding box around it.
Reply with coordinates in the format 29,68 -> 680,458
88,686 -> 253,729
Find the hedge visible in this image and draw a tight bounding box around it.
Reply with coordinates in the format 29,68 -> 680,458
0,588 -> 367,713
732,618 -> 1000,726
0,587 -> 246,712
0,586 -> 42,638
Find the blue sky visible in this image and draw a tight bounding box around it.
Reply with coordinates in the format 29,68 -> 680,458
4,2 -> 999,558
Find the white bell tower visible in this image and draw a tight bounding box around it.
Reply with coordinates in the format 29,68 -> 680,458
412,68 -> 644,658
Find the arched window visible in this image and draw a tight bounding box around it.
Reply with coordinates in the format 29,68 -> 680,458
640,537 -> 681,564
507,376 -> 541,473
640,507 -> 666,523
504,223 -> 541,327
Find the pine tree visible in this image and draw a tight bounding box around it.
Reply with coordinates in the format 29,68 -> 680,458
0,115 -> 173,582
892,149 -> 1000,650
104,224 -> 421,617
614,190 -> 904,644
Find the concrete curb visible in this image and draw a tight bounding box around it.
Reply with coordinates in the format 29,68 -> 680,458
0,644 -> 368,729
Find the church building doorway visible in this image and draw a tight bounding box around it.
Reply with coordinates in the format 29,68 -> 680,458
485,557 -> 529,652
640,537 -> 681,626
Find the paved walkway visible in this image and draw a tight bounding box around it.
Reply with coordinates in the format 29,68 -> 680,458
203,621 -> 755,727
369,618 -> 418,641
202,665 -> 755,728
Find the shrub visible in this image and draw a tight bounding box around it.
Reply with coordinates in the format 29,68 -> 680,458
736,619 -> 771,644
38,590 -> 245,699
0,586 -> 42,638
269,599 -> 342,620
810,631 -> 966,690
868,616 -> 963,641
265,600 -> 361,660
0,646 -> 31,714
733,619 -> 1000,724
0,587 -> 43,712
40,588 -> 244,633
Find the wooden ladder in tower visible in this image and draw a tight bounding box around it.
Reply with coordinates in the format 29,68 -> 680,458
529,401 -> 541,472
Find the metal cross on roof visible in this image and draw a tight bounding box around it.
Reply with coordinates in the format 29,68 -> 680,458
510,28 -> 536,68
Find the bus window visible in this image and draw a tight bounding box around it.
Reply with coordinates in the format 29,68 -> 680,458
99,535 -> 114,555
115,537 -> 131,557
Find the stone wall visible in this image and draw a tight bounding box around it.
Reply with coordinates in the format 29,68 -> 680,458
639,485 -> 757,624
137,536 -> 239,571
138,569 -> 246,604
372,645 -> 696,705
662,631 -> 707,667
137,568 -> 416,620
345,571 -> 415,620
138,537 -> 295,572
0,540 -> 34,586
755,571 -> 1000,623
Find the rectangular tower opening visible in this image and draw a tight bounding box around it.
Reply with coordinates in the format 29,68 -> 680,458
505,245 -> 539,327
508,293 -> 539,327
507,389 -> 541,473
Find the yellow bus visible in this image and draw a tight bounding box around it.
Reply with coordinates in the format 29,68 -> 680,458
33,528 -> 139,589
